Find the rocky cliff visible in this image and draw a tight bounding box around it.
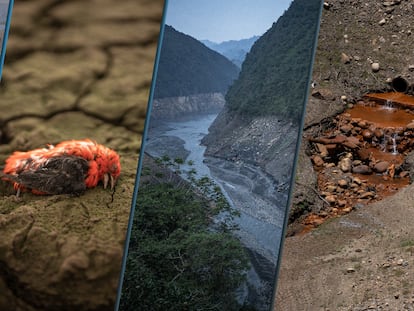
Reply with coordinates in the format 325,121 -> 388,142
203,0 -> 322,182
150,92 -> 225,120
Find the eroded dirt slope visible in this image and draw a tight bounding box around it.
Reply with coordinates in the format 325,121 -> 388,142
276,0 -> 414,310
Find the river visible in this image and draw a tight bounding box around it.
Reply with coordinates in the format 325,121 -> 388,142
145,113 -> 287,309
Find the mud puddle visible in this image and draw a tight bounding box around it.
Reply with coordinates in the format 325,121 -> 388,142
302,92 -> 414,232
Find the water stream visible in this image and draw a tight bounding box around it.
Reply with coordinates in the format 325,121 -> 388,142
146,114 -> 285,309
304,92 -> 414,231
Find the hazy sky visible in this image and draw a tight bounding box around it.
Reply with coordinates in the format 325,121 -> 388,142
0,0 -> 9,24
165,0 -> 293,43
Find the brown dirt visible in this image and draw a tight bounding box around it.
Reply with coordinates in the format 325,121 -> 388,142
276,0 -> 414,310
0,0 -> 164,310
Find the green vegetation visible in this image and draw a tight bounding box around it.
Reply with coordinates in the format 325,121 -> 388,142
225,0 -> 322,121
400,239 -> 414,248
154,25 -> 240,99
120,157 -> 250,311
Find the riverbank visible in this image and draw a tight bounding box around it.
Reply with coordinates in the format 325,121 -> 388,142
144,112 -> 287,309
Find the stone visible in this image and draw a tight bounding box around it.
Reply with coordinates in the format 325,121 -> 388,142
338,199 -> 347,207
400,171 -> 409,178
340,124 -> 353,134
326,185 -> 337,192
362,129 -> 373,139
341,52 -> 351,64
353,165 -> 372,174
311,88 -> 335,100
406,122 -> 414,130
379,19 -> 386,26
374,161 -> 390,173
372,62 -> 380,72
311,155 -> 325,167
351,118 -> 362,125
325,195 -> 336,204
357,120 -> 367,128
323,2 -> 331,9
339,157 -> 352,172
360,191 -> 375,199
374,128 -> 384,138
344,136 -> 361,149
316,143 -> 328,157
338,179 -> 348,188
353,177 -> 362,185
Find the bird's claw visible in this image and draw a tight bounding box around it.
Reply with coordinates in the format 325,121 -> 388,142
103,173 -> 116,190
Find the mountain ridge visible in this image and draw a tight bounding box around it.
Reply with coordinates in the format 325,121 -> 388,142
201,36 -> 259,67
153,25 -> 240,99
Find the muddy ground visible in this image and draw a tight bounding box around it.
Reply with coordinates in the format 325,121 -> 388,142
0,0 -> 164,310
276,0 -> 414,310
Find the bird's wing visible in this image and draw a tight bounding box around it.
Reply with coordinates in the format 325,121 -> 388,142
4,155 -> 89,195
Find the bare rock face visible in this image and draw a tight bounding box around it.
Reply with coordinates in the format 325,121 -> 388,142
0,0 -> 164,310
151,93 -> 226,120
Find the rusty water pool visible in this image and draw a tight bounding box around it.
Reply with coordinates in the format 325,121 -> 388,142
301,92 -> 414,232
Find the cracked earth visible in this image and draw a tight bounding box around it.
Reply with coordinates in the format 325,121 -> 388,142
0,0 -> 163,310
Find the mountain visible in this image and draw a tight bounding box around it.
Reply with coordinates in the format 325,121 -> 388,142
203,0 -> 322,179
223,0 -> 322,121
153,25 -> 240,99
201,36 -> 259,67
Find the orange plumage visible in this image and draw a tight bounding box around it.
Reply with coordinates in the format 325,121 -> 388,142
3,139 -> 121,195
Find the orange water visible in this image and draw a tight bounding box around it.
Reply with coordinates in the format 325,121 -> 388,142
365,92 -> 414,108
348,103 -> 414,128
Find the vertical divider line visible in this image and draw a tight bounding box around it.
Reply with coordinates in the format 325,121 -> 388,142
270,0 -> 324,308
113,1 -> 169,309
0,0 -> 14,81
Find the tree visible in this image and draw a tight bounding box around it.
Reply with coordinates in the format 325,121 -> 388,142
120,178 -> 250,311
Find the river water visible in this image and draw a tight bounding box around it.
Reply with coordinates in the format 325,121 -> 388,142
145,114 -> 287,309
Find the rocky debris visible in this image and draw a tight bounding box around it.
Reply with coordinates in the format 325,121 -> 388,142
372,62 -> 380,72
151,93 -> 225,120
302,97 -> 414,229
341,52 -> 351,64
278,0 -> 414,308
0,0 -> 164,310
311,88 -> 336,100
203,111 -> 299,183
